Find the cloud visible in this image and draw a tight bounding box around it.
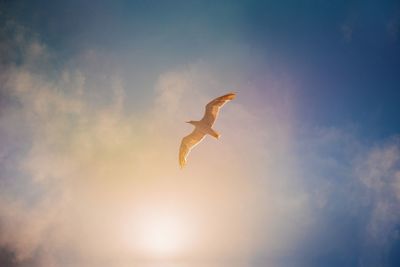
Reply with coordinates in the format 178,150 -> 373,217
387,17 -> 400,42
355,139 -> 400,245
1,20 -> 400,267
0,23 -> 313,267
341,24 -> 354,43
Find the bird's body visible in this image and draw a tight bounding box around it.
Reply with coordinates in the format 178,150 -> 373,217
186,121 -> 220,138
179,92 -> 236,168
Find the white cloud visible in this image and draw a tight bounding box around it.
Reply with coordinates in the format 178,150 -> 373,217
0,27 -> 311,266
355,139 -> 400,247
2,20 -> 400,267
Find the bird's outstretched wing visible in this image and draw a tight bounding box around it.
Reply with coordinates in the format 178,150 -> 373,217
201,92 -> 236,126
179,129 -> 206,168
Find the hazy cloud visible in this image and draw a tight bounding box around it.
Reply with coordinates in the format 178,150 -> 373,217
1,20 -> 400,267
0,24 -> 311,266
356,139 -> 400,245
341,24 -> 354,43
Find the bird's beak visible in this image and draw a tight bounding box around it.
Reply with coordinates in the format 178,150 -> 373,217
185,121 -> 190,123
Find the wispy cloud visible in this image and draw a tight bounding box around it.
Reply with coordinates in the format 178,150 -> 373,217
356,139 -> 400,244
0,23 -> 311,266
341,24 -> 354,43
1,19 -> 400,267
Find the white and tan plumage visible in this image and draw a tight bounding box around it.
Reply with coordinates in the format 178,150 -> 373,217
179,92 -> 236,168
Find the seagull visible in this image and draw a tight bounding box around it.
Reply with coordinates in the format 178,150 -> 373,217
179,92 -> 236,168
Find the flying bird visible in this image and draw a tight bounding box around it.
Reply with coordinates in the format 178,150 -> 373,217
179,92 -> 236,168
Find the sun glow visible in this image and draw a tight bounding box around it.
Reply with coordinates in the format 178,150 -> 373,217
122,206 -> 194,259
140,214 -> 186,256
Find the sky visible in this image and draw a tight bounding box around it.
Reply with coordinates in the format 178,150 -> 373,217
0,0 -> 400,266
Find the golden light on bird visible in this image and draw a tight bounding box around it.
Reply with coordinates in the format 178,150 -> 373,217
179,92 -> 236,168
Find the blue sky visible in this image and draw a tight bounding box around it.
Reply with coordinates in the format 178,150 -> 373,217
1,1 -> 400,266
6,0 -> 399,136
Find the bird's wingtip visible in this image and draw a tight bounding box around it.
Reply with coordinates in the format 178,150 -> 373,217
179,159 -> 186,169
227,92 -> 236,99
